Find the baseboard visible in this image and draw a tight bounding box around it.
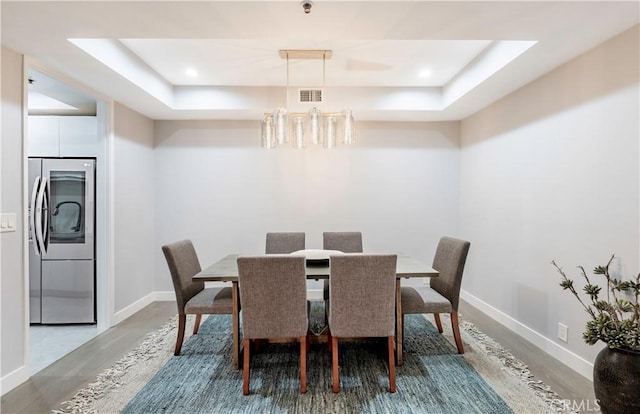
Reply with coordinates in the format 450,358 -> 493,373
307,288 -> 323,301
153,291 -> 176,301
112,292 -> 156,325
460,290 -> 593,380
0,365 -> 29,396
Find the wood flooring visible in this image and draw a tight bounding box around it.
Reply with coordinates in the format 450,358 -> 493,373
1,300 -> 595,413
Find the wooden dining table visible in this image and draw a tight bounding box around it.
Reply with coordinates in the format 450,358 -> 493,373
193,253 -> 438,369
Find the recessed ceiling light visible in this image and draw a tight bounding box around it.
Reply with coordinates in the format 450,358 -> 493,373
418,69 -> 432,78
185,68 -> 198,78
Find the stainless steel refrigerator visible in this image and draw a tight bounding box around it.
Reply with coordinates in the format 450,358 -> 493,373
29,158 -> 96,324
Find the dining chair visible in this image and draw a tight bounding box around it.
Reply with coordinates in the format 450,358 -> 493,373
400,236 -> 471,354
322,231 -> 363,253
265,232 -> 305,254
322,232 -> 363,301
328,253 -> 397,393
161,239 -> 234,356
237,255 -> 309,395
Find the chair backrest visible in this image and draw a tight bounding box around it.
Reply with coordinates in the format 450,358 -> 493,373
322,232 -> 363,252
237,255 -> 308,339
265,232 -> 306,254
329,254 -> 397,338
161,239 -> 205,314
430,237 -> 471,311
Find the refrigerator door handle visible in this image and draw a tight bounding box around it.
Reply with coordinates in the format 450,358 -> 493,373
34,176 -> 50,255
30,175 -> 41,255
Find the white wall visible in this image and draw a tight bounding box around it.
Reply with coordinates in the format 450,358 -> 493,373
460,26 -> 639,378
113,103 -> 155,314
1,46 -> 28,393
0,57 -> 157,392
153,120 -> 461,292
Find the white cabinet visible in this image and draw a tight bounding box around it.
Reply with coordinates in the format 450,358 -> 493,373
28,116 -> 59,157
59,117 -> 98,157
28,116 -> 98,157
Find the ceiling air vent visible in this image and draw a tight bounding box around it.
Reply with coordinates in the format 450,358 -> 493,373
299,88 -> 323,103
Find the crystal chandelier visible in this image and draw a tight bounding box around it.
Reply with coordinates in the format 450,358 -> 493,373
261,50 -> 355,149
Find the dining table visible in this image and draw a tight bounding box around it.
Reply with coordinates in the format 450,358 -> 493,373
193,252 -> 438,369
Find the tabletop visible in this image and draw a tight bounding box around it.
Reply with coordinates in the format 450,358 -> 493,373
194,253 -> 438,282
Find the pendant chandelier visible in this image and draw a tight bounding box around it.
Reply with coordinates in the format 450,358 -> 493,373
261,50 -> 355,149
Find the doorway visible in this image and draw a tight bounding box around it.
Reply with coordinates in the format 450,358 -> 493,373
25,66 -> 112,374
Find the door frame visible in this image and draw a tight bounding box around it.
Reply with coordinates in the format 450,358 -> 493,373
22,58 -> 116,367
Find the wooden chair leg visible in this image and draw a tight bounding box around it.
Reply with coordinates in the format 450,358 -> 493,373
387,336 -> 396,393
193,314 -> 202,335
243,338 -> 251,395
300,336 -> 307,394
434,313 -> 444,333
332,336 -> 340,393
451,312 -> 464,354
174,314 -> 186,356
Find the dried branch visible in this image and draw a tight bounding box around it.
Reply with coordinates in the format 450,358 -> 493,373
553,255 -> 640,351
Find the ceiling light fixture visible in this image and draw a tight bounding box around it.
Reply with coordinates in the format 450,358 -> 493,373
261,49 -> 355,150
185,68 -> 198,78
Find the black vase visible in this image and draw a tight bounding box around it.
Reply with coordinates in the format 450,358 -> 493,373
593,346 -> 640,414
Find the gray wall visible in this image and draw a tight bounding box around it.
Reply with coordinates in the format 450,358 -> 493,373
459,25 -> 639,377
1,46 -> 26,386
152,120 -> 462,293
113,103 -> 155,312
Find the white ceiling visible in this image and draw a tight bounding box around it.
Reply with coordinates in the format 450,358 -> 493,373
2,1 -> 638,122
119,38 -> 493,87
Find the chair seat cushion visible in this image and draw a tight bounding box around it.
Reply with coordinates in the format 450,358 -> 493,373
401,286 -> 452,314
184,287 -> 234,314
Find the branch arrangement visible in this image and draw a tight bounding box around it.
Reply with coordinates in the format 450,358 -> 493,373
552,254 -> 640,351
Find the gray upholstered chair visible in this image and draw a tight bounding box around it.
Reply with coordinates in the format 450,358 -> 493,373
401,236 -> 471,354
328,254 -> 397,393
322,232 -> 363,301
265,232 -> 305,254
323,231 -> 363,253
162,239 -> 234,356
237,255 -> 309,395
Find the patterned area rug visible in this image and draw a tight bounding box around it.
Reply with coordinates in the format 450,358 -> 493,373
55,303 -> 575,413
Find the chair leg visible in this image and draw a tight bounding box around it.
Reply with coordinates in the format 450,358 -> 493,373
243,338 -> 251,395
332,336 -> 340,393
327,329 -> 332,352
323,300 -> 329,331
434,313 -> 444,333
300,336 -> 307,394
193,314 -> 202,335
174,314 -> 186,356
451,312 -> 464,354
387,336 -> 396,393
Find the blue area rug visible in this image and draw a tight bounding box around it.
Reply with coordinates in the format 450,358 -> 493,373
122,305 -> 513,413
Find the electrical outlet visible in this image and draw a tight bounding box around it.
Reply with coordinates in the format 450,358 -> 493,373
558,323 -> 568,342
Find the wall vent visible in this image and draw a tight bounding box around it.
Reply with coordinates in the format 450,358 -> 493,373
299,89 -> 323,103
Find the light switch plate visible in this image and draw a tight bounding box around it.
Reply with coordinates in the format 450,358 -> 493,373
0,213 -> 17,233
